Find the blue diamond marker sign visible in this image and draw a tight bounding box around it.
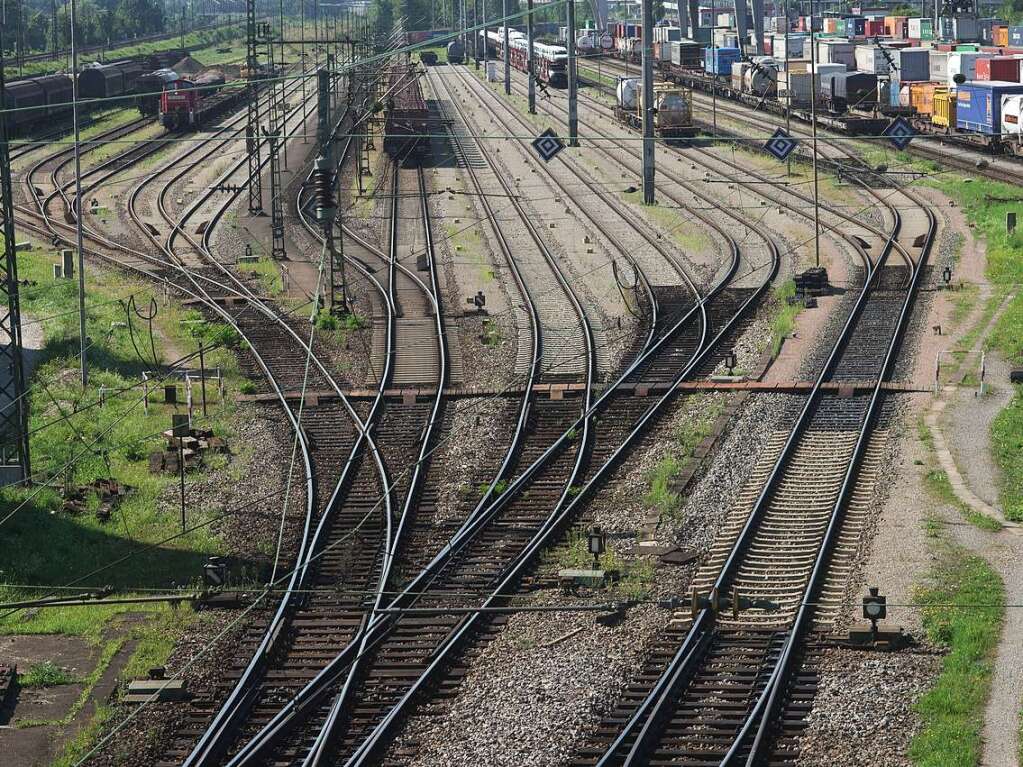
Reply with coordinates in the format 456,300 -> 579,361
883,117 -> 916,150
532,128 -> 566,163
764,128 -> 798,161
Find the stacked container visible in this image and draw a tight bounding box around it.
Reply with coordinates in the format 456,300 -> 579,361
855,45 -> 893,75
1010,26 -> 1023,47
818,39 -> 855,68
946,52 -> 986,85
929,50 -> 950,81
939,16 -> 979,42
885,16 -> 908,38
976,56 -> 1020,81
908,18 -> 934,40
773,34 -> 806,59
994,25 -> 1009,47
980,18 -> 1007,45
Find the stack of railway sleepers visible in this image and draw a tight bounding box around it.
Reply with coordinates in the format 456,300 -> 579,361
384,62 -> 430,156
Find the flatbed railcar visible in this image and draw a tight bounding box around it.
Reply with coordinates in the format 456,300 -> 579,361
384,63 -> 430,155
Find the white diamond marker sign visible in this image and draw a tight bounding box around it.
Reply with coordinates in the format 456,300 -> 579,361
532,128 -> 566,163
883,117 -> 915,150
764,128 -> 798,161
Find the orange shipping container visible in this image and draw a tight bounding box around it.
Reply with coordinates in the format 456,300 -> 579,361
932,88 -> 956,127
995,25 -> 1009,48
910,81 -> 940,115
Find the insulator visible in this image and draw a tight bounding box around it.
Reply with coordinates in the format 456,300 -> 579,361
313,156 -> 336,222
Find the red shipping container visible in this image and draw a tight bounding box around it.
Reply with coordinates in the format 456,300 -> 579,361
935,43 -> 953,51
976,56 -> 1021,82
981,46 -> 1004,54
865,20 -> 884,36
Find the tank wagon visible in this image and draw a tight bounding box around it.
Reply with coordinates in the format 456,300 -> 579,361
615,77 -> 695,138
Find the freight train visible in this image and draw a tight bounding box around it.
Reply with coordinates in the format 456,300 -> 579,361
1,51 -> 197,133
615,77 -> 695,137
587,18 -> 1023,154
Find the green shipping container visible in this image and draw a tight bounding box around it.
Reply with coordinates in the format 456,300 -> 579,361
956,44 -> 979,51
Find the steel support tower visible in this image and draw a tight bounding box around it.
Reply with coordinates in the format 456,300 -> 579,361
0,35 -> 31,483
263,23 -> 287,260
246,0 -> 263,213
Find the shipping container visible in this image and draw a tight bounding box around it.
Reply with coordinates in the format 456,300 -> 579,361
818,39 -> 855,68
995,25 -> 1009,47
932,88 -> 956,126
892,47 -> 931,82
939,16 -> 978,42
976,56 -> 1020,81
1010,26 -> 1023,47
847,17 -> 867,37
947,52 -> 986,85
955,80 -> 1023,132
908,18 -> 934,40
855,45 -> 892,74
980,18 -> 1006,44
705,46 -> 741,76
910,81 -> 941,114
773,33 -> 806,59
865,20 -> 885,36
731,61 -> 750,90
823,18 -> 839,34
929,50 -> 949,81
822,70 -> 878,106
1002,93 -> 1023,135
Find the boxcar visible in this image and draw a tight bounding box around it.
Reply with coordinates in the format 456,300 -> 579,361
384,64 -> 430,155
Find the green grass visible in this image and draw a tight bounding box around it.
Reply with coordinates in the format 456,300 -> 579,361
643,396 -> 724,521
917,419 -> 1002,532
991,386 -> 1023,523
0,246 -> 246,640
909,541 -> 1004,767
19,661 -> 76,688
238,257 -> 284,296
912,169 -> 1023,527
769,280 -> 802,358
13,24 -> 247,78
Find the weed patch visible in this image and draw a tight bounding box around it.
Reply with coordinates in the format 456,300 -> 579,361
910,542 -> 1004,767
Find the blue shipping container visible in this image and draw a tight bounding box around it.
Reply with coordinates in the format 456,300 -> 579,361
956,80 -> 1023,133
704,46 -> 741,75
1010,25 -> 1023,46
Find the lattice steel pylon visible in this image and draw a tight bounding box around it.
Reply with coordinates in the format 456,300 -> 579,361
0,36 -> 32,483
263,25 -> 286,260
245,0 -> 263,214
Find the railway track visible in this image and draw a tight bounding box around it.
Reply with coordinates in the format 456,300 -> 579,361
523,66 -> 939,767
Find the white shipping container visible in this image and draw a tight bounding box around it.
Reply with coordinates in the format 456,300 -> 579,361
1002,93 -> 1023,135
817,40 -> 855,68
929,50 -> 949,81
731,60 -> 750,89
716,12 -> 735,28
947,52 -> 985,86
855,45 -> 892,74
773,34 -> 805,59
908,18 -> 925,38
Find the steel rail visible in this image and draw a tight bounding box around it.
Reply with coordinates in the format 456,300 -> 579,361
164,73 -> 401,767
320,60 -> 599,767
732,178 -> 937,767
220,59 -> 596,766
599,182 -> 932,767
337,54 -> 782,761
